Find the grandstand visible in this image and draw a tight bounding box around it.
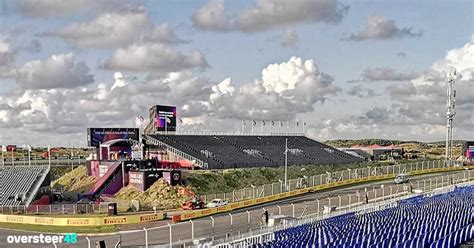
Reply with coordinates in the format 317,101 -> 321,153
250,186 -> 474,247
144,134 -> 364,169
0,165 -> 50,207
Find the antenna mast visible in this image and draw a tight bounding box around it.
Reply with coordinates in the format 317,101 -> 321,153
445,67 -> 456,163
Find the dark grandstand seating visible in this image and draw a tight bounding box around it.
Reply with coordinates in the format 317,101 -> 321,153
149,135 -> 364,169
0,165 -> 47,206
255,186 -> 474,248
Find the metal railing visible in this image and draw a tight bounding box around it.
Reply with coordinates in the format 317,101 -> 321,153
211,170 -> 474,248
0,202 -> 111,215
1,157 -> 84,167
80,162 -> 471,248
163,131 -> 305,136
203,160 -> 463,204
25,164 -> 51,207
0,160 -> 462,217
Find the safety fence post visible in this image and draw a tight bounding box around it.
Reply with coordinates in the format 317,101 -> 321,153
86,237 -> 91,248
190,219 -> 194,241
143,227 -> 148,248
210,216 -> 215,241
229,213 -> 233,234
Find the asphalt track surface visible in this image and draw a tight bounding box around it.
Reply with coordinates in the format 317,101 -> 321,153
0,170 -> 470,248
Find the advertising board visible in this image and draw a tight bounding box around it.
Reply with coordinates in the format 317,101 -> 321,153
87,128 -> 139,147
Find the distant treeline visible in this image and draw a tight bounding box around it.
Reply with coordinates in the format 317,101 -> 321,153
324,139 -> 468,148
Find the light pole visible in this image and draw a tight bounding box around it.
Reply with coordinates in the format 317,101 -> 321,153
48,145 -> 51,167
22,145 -> 26,165
70,147 -> 74,171
27,144 -> 31,166
284,138 -> 288,191
445,67 -> 456,163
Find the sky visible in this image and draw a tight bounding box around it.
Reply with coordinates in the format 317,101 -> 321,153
0,0 -> 473,147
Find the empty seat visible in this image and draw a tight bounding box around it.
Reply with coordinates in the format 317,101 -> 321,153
256,186 -> 474,247
0,165 -> 47,206
149,135 -> 364,169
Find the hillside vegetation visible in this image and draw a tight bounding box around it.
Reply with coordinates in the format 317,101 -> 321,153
183,161 -> 391,195
52,165 -> 96,193
114,178 -> 194,210
325,139 -> 463,160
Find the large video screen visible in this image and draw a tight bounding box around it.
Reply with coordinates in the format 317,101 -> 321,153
466,141 -> 474,159
87,128 -> 139,147
153,105 -> 176,132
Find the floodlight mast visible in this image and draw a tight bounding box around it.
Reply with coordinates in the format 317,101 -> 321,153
445,67 -> 456,163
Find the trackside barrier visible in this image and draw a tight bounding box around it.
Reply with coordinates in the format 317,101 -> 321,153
0,212 -> 164,226
175,162 -> 472,222
211,171 -> 474,248
210,160 -> 465,204
94,170 -> 472,247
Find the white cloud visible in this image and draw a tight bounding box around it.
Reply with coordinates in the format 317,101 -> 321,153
322,41 -> 474,141
3,40 -> 473,144
207,56 -> 340,120
210,78 -> 234,102
41,6 -> 186,49
0,37 -> 10,53
143,23 -> 186,44
192,0 -> 348,32
0,56 -> 341,143
357,67 -> 418,82
0,37 -> 14,75
15,53 -> 94,89
102,43 -> 208,72
0,34 -> 44,78
234,0 -> 348,32
16,0 -> 94,17
46,7 -> 149,48
192,0 -> 231,31
0,71 -> 213,144
343,15 -> 421,41
346,85 -> 379,98
432,42 -> 474,80
387,41 -> 474,129
16,0 -> 133,18
111,72 -> 128,91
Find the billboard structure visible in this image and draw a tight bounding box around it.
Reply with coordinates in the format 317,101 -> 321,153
465,141 -> 474,159
87,128 -> 139,147
144,105 -> 177,134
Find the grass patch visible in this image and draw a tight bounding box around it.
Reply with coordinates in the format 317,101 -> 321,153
0,222 -> 118,234
183,161 -> 396,195
49,166 -> 73,180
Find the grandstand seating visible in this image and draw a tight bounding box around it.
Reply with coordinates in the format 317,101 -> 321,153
254,186 -> 474,247
0,165 -> 47,206
149,135 -> 364,169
